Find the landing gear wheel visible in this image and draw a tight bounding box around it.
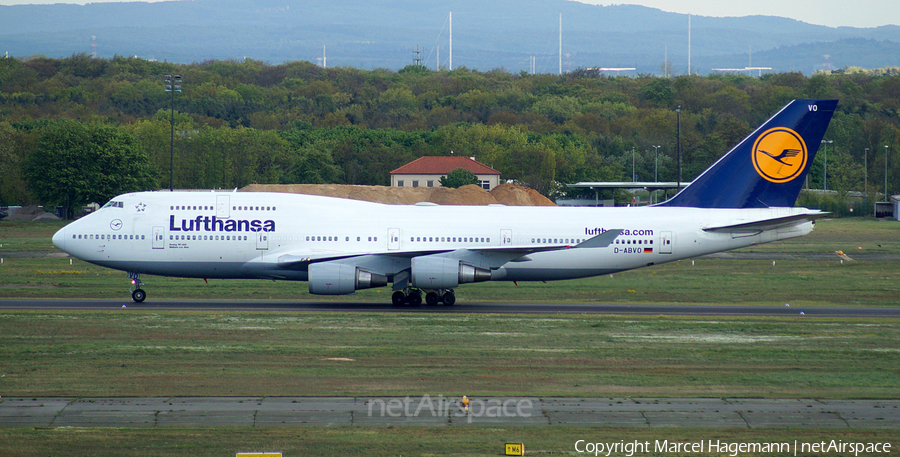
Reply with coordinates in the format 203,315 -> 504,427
406,291 -> 422,306
128,271 -> 146,303
441,291 -> 456,306
425,291 -> 440,306
391,291 -> 406,306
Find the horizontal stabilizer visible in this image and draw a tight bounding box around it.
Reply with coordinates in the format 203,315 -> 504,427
703,212 -> 828,233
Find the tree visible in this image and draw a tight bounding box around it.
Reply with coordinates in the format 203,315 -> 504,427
23,121 -> 158,218
0,122 -> 34,205
440,168 -> 479,188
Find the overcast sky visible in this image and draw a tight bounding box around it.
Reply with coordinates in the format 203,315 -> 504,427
0,0 -> 893,29
575,0 -> 894,28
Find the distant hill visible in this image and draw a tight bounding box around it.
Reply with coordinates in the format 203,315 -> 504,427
1,0 -> 898,74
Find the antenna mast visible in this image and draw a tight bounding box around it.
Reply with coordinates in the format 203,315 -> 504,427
687,14 -> 691,75
412,45 -> 423,67
449,11 -> 453,71
558,13 -> 562,75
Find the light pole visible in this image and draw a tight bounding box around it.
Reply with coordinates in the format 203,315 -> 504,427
821,139 -> 832,191
652,145 -> 661,182
864,147 -> 868,195
885,145 -> 890,200
165,74 -> 182,191
652,144 -> 661,204
632,146 -> 636,182
676,106 -> 682,189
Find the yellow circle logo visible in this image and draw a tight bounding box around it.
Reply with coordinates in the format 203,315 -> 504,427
752,127 -> 807,183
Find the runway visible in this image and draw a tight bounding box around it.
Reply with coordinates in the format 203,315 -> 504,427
2,298 -> 900,317
2,396 -> 898,428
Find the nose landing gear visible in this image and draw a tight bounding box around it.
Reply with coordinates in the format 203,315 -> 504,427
128,271 -> 146,303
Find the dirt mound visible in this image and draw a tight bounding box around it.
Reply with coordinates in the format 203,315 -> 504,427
3,205 -> 60,221
429,184 -> 497,205
489,184 -> 555,206
241,183 -> 555,206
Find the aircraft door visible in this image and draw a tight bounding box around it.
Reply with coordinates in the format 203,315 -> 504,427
216,195 -> 230,219
256,233 -> 269,250
501,229 -> 512,246
388,228 -> 400,250
152,226 -> 165,249
659,231 -> 674,254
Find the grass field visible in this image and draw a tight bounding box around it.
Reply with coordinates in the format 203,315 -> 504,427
1,217 -> 898,456
1,217 -> 899,399
1,311 -> 898,398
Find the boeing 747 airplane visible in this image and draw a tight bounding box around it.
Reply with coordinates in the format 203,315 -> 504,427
52,99 -> 837,305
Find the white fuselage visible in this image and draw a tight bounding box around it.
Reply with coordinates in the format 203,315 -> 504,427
52,191 -> 816,288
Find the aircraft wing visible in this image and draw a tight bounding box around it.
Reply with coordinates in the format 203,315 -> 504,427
273,229 -> 623,271
703,212 -> 828,233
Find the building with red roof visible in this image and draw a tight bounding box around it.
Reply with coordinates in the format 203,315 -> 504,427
389,156 -> 501,190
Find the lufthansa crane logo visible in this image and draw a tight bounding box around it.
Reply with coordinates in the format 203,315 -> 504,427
752,127 -> 808,183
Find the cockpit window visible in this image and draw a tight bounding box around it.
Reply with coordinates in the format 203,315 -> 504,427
102,201 -> 124,209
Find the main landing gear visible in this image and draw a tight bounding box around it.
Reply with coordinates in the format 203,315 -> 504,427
128,271 -> 146,303
392,288 -> 456,307
425,290 -> 455,306
392,289 -> 421,306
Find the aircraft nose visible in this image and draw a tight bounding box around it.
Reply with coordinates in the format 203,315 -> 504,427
52,225 -> 67,252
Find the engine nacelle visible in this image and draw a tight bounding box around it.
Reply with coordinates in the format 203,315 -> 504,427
411,256 -> 492,289
308,262 -> 387,295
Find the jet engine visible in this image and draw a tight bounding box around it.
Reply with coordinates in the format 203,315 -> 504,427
411,256 -> 492,289
308,262 -> 387,295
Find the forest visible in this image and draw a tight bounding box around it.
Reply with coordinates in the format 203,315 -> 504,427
1,54 -> 899,215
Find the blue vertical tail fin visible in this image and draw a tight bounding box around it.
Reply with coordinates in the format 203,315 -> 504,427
659,99 -> 838,208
